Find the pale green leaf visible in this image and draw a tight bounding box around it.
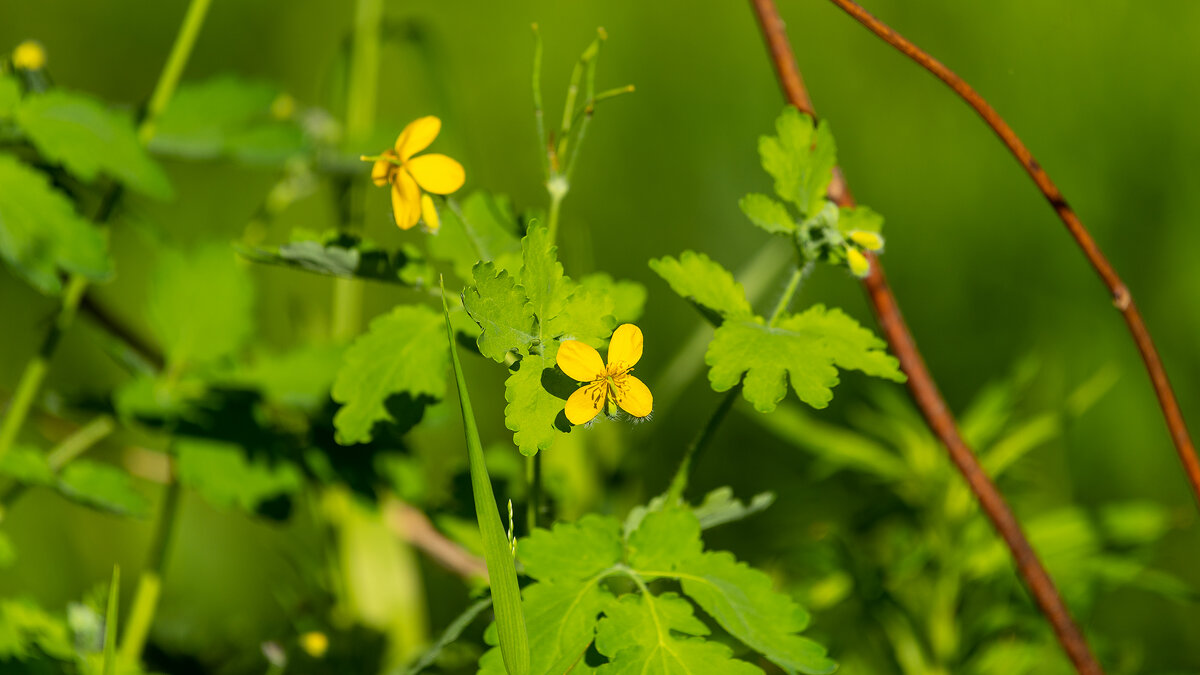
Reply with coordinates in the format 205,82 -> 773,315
331,304 -> 448,445
649,251 -> 753,322
15,90 -> 171,198
837,205 -> 884,235
677,551 -> 836,675
627,508 -> 702,573
56,460 -> 150,517
758,108 -> 836,218
463,261 -> 536,362
595,593 -> 762,675
0,599 -> 73,661
0,445 -> 55,486
175,439 -> 303,513
480,579 -> 614,675
147,245 -> 254,369
520,514 -> 623,583
579,273 -> 646,325
504,342 -> 573,456
740,193 -> 795,234
521,224 -> 571,340
706,306 -> 904,412
551,279 -> 617,348
0,154 -> 112,294
149,76 -> 281,159
428,191 -> 522,283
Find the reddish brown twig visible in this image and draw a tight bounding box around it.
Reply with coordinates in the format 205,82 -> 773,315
822,0 -> 1200,510
749,1 -> 1104,674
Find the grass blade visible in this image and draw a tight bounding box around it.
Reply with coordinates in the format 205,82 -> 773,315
102,564 -> 120,675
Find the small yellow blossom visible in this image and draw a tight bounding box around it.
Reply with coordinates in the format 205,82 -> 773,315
361,116 -> 464,230
270,93 -> 296,120
420,193 -> 440,232
299,631 -> 329,658
846,247 -> 870,277
12,40 -> 46,71
848,230 -> 883,252
557,324 -> 653,425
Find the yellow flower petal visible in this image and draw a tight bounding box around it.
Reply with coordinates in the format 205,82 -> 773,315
615,374 -> 653,418
370,151 -> 396,187
394,116 -> 441,161
565,382 -> 606,425
846,247 -> 870,277
13,41 -> 46,71
420,194 -> 440,231
849,230 -> 884,251
299,631 -> 329,658
557,340 -> 605,382
391,170 -> 421,229
405,154 -> 465,195
606,324 -> 643,372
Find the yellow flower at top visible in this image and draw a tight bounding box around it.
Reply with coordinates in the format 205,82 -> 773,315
12,40 -> 46,71
557,324 -> 653,425
361,116 -> 464,230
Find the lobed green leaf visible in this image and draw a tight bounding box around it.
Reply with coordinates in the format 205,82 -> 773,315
649,251 -> 753,322
740,193 -> 796,234
463,261 -> 537,363
758,108 -> 836,218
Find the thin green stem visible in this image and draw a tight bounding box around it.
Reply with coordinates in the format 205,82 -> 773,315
664,388 -> 740,504
0,414 -> 115,518
767,261 -> 812,327
545,188 -> 566,246
332,0 -> 383,342
531,24 -> 549,182
0,0 -> 210,462
526,453 -> 543,532
137,0 -> 213,144
119,478 -> 182,665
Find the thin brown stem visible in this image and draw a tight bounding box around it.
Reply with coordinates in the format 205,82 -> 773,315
748,1 -> 1104,673
822,0 -> 1199,510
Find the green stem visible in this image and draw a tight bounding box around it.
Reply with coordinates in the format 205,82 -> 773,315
767,261 -> 812,327
664,388 -> 740,504
0,0 -> 210,462
531,24 -> 549,182
331,0 -> 383,342
137,0 -> 214,144
545,187 -> 566,246
119,478 -> 182,665
526,454 -> 542,532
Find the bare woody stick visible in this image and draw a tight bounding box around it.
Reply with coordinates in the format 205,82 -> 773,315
748,1 -> 1105,674
823,0 -> 1200,509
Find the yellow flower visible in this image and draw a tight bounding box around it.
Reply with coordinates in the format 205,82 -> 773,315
557,324 -> 653,425
12,40 -> 46,71
362,116 -> 464,230
299,631 -> 329,658
848,230 -> 883,252
846,247 -> 870,277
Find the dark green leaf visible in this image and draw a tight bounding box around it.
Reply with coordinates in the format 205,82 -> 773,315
15,90 -> 171,198
0,154 -> 112,294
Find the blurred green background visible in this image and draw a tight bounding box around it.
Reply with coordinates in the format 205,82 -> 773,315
2,0 -> 1199,672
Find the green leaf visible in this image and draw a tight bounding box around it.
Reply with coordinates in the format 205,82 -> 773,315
504,342 -> 573,456
520,224 -> 571,339
551,279 -> 617,348
692,487 -> 776,530
758,108 -> 836,218
752,400 -> 908,480
520,514 -> 623,583
175,439 -> 303,513
837,204 -> 884,235
676,552 -> 836,675
237,231 -> 433,286
148,244 -> 254,369
481,579 -> 614,675
149,76 -> 299,161
0,598 -> 73,661
231,344 -> 344,412
428,191 -> 522,283
0,445 -> 55,486
442,282 -> 530,675
649,251 -> 753,322
404,598 -> 493,675
56,460 -> 150,517
0,76 -> 20,117
15,90 -> 171,198
706,306 -> 904,411
626,508 -> 702,572
594,593 -> 763,675
0,154 -> 112,294
579,273 -> 646,325
463,261 -> 537,363
332,304 -> 448,445
740,193 -> 796,234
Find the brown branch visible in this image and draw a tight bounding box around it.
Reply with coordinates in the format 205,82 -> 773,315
821,0 -> 1200,509
748,1 -> 1104,674
386,500 -> 489,582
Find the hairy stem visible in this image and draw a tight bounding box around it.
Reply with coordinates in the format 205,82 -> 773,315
767,261 -> 812,326
824,0 -> 1199,510
748,1 -> 1103,673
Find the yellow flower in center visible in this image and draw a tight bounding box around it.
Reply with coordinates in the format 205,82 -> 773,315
362,116 -> 465,230
557,324 -> 653,425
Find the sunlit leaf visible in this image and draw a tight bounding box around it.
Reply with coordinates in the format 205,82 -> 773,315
0,155 -> 112,294
758,108 -> 835,218
740,193 -> 795,234
520,515 -> 623,583
579,273 -> 646,325
0,445 -> 55,486
15,90 -> 171,198
707,306 -> 904,411
0,599 -> 73,661
463,261 -> 536,363
504,343 -> 572,456
56,460 -> 150,518
649,251 -> 753,323
331,304 -> 447,445
837,205 -> 884,235
175,438 -> 303,513
480,580 -> 613,675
